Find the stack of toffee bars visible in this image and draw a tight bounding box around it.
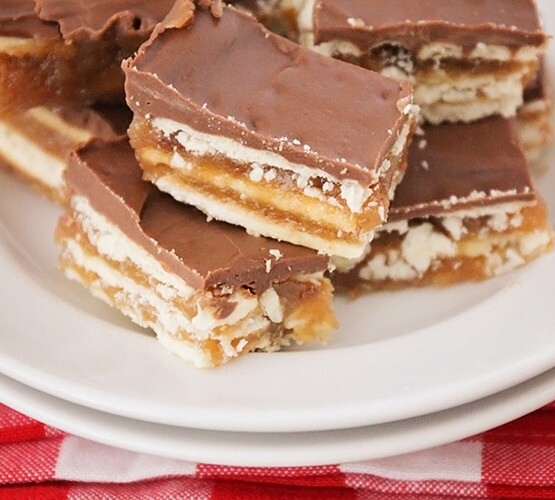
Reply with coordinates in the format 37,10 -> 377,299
0,0 -> 553,367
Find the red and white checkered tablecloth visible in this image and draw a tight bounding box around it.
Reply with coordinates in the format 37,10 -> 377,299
1,402 -> 555,499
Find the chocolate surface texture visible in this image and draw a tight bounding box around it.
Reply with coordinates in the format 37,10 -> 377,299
0,0 -> 59,39
313,0 -> 546,51
35,0 -> 176,41
0,0 -> 176,41
389,117 -> 536,221
124,5 -> 413,185
66,139 -> 328,293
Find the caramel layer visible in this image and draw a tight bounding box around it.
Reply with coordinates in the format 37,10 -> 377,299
343,51 -> 531,77
130,117 -> 409,257
0,0 -> 176,112
335,202 -> 553,294
0,38 -> 124,114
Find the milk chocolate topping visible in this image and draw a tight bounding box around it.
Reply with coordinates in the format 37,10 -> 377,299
389,118 -> 536,221
34,0 -> 176,42
124,5 -> 413,185
57,105 -> 131,138
0,0 -> 59,39
66,139 -> 328,293
314,0 -> 546,52
0,0 -> 174,42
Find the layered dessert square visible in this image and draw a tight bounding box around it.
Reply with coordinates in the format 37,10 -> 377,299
0,106 -> 130,202
519,62 -> 553,164
0,0 -> 175,114
293,0 -> 547,124
123,4 -> 418,259
334,118 -> 553,293
56,139 -> 337,368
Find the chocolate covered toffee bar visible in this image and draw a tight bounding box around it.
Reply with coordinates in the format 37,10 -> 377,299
56,139 -> 337,368
519,63 -> 553,164
0,0 -> 175,114
293,0 -> 547,124
123,4 -> 418,259
334,118 -> 553,293
0,106 -> 130,202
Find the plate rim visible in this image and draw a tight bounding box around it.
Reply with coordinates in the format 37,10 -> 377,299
2,368 -> 555,467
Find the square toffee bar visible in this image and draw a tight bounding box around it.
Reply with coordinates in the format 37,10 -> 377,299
294,0 -> 547,124
57,139 -> 337,368
123,5 -> 418,259
334,117 -> 553,293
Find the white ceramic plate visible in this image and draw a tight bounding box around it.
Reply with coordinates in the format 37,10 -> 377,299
2,368 -> 555,467
0,1 -> 554,434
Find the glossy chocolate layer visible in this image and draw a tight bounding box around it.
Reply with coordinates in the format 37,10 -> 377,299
389,118 -> 536,221
66,139 -> 329,293
35,0 -> 176,42
0,0 -> 174,42
314,0 -> 546,52
0,0 -> 59,39
124,5 -> 413,185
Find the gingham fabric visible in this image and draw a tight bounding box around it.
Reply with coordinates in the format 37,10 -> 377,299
1,402 -> 555,499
